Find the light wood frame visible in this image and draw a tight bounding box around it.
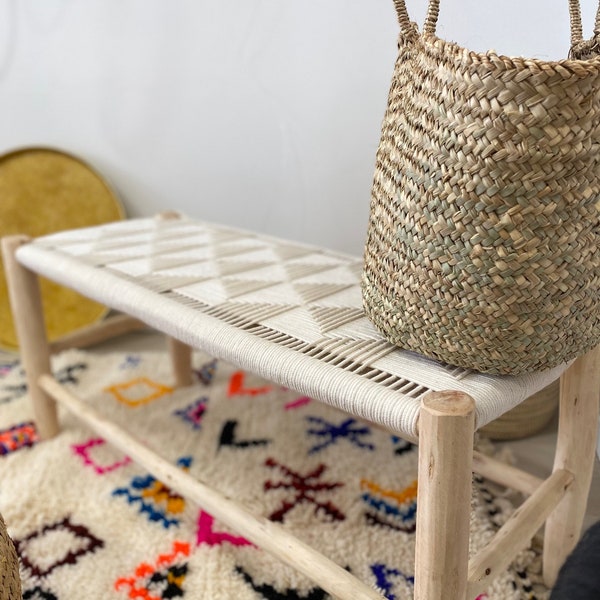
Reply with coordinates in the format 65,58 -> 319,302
3,232 -> 599,599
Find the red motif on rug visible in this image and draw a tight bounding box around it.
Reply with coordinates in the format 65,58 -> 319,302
0,422 -> 39,455
228,371 -> 272,397
263,458 -> 345,522
114,541 -> 190,599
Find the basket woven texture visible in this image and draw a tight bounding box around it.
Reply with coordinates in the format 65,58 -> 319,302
0,513 -> 21,600
480,380 -> 559,440
362,0 -> 600,374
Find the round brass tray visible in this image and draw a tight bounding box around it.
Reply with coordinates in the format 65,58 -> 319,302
0,147 -> 125,351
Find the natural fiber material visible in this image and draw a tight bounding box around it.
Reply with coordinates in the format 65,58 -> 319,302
362,0 -> 600,374
0,512 -> 21,600
0,348 -> 549,599
480,381 -> 559,441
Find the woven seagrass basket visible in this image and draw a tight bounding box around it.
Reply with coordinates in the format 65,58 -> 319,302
362,0 -> 600,374
480,380 -> 559,440
0,513 -> 21,600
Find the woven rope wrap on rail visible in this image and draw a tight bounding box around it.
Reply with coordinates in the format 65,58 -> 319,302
362,0 -> 600,375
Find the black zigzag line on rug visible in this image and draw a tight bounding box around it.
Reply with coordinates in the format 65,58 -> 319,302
0,383 -> 27,404
23,586 -> 58,600
218,419 -> 271,449
148,563 -> 188,598
234,566 -> 328,600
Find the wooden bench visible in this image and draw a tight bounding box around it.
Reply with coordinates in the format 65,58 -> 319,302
3,212 -> 598,599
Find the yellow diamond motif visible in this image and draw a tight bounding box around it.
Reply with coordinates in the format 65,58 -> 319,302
105,377 -> 174,407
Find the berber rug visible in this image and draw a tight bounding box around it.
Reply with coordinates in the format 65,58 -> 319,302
0,348 -> 549,599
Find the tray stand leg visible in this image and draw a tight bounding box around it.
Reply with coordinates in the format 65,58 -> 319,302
414,390 -> 475,600
2,236 -> 59,439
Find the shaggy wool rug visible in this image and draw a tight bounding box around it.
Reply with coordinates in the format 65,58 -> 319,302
0,348 -> 549,599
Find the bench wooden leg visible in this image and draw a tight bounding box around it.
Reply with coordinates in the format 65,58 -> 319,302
157,208 -> 194,388
167,337 -> 193,387
543,345 -> 600,587
2,235 -> 59,439
414,391 -> 475,600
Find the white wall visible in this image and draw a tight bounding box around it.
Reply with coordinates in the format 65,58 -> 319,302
1,0 -> 597,254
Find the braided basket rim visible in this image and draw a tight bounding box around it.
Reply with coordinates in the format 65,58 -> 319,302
405,29 -> 600,75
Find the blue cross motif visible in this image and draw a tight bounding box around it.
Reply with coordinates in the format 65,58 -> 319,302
371,563 -> 414,600
112,456 -> 192,529
305,416 -> 374,454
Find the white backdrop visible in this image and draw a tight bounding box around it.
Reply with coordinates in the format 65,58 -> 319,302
1,0 -> 597,253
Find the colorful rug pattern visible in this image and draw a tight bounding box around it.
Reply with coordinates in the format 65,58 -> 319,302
0,349 -> 548,599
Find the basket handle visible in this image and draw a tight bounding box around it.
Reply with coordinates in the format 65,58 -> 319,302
393,0 -> 600,42
392,0 -> 415,37
569,0 -> 600,45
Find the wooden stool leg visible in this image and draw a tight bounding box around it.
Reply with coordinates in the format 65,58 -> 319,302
156,211 -> 188,390
1,236 -> 59,439
543,346 -> 600,587
167,337 -> 193,387
414,391 -> 475,600
156,212 -> 192,389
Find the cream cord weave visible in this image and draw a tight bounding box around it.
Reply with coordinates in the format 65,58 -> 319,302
362,0 -> 600,374
15,217 -> 565,439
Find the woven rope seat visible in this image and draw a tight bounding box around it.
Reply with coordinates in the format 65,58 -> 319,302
14,215 -> 565,441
